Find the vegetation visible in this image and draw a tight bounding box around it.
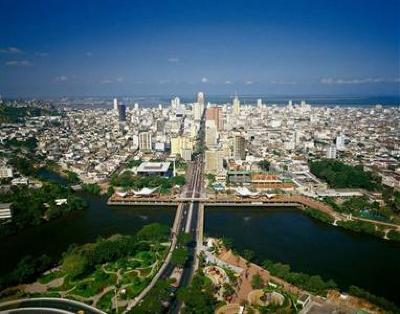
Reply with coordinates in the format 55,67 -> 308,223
258,160 -> 271,171
4,138 -> 37,152
0,223 -> 171,310
336,220 -> 384,238
0,104 -> 57,123
262,259 -> 337,295
127,159 -> 142,168
65,170 -> 81,185
111,172 -> 185,193
8,156 -> 36,176
132,279 -> 172,313
304,208 -> 334,224
137,223 -> 169,242
0,183 -> 87,238
82,183 -> 101,195
310,159 -> 381,190
0,255 -> 53,288
171,248 -> 188,267
348,285 -> 399,313
251,273 -> 264,289
177,270 -> 217,314
387,230 -> 400,242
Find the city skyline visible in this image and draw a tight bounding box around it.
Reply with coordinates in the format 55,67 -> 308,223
1,0 -> 399,97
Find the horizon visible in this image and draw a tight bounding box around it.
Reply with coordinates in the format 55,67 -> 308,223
1,0 -> 399,97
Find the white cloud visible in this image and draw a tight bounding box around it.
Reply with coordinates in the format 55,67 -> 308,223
167,57 -> 179,63
35,52 -> 49,57
0,47 -> 22,54
224,80 -> 232,85
100,77 -> 124,84
321,77 -> 399,85
5,60 -> 32,66
201,77 -> 208,83
245,80 -> 254,85
270,80 -> 297,85
55,75 -> 68,81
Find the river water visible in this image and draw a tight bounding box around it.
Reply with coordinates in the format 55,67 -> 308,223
205,207 -> 400,306
0,193 -> 175,277
2,176 -> 400,307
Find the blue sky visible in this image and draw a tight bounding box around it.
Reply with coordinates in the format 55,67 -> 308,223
0,0 -> 399,97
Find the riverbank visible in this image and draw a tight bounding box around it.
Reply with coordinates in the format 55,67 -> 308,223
211,238 -> 398,313
0,224 -> 171,313
205,206 -> 400,307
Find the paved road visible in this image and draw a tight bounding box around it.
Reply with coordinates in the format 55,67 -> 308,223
0,298 -> 106,314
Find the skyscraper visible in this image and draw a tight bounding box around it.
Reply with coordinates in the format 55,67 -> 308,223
193,92 -> 205,120
139,132 -> 152,151
118,104 -> 126,122
113,98 -> 118,111
206,107 -> 224,131
197,92 -> 205,107
232,96 -> 240,115
326,145 -> 337,159
205,149 -> 223,174
233,135 -> 246,160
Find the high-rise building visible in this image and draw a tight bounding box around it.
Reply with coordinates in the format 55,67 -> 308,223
113,98 -> 118,111
139,132 -> 152,151
206,107 -> 224,131
257,98 -> 263,108
205,149 -> 223,174
118,104 -> 126,122
336,135 -> 346,151
197,92 -> 205,107
171,97 -> 180,110
326,145 -> 337,159
233,135 -> 246,160
232,96 -> 240,115
205,124 -> 218,148
193,92 -> 205,120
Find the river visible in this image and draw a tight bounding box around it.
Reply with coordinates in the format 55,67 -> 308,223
0,193 -> 175,277
205,206 -> 400,306
2,177 -> 400,307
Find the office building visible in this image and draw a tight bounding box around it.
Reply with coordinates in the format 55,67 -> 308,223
206,107 -> 224,131
139,131 -> 152,151
326,145 -> 337,159
205,124 -> 218,148
118,104 -> 126,122
113,98 -> 118,111
205,149 -> 223,174
233,135 -> 246,160
232,96 -> 240,115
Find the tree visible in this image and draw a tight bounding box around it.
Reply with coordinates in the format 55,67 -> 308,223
171,248 -> 188,267
258,160 -> 270,171
62,253 -> 88,279
243,249 -> 255,263
251,273 -> 264,289
137,223 -> 169,242
177,232 -> 192,246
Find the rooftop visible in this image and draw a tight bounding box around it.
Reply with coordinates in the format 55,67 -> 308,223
137,162 -> 171,173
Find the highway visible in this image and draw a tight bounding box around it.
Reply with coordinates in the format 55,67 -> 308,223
0,298 -> 106,314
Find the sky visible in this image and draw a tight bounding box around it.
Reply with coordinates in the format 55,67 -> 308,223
0,0 -> 399,97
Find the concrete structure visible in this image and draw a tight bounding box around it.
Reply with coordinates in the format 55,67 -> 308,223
0,203 -> 12,221
136,161 -> 172,177
233,135 -> 246,160
232,96 -> 240,115
139,131 -> 152,151
205,149 -> 223,174
206,107 -> 223,131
